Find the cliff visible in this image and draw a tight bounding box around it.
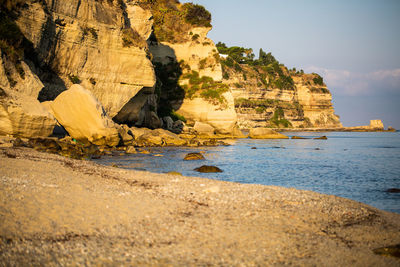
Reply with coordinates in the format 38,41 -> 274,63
145,1 -> 237,134
218,45 -> 342,129
1,0 -> 345,142
1,0 -> 155,123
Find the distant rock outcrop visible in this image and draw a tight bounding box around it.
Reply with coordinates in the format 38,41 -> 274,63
248,128 -> 289,139
227,65 -> 342,129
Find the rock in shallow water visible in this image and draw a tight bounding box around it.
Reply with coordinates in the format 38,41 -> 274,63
194,165 -> 223,173
386,188 -> 400,193
248,128 -> 288,139
184,152 -> 205,161
292,136 -> 308,139
314,136 -> 328,140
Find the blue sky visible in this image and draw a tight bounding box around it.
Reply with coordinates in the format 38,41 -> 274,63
181,0 -> 400,128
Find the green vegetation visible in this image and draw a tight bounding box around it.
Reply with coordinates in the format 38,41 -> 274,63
121,28 -> 146,48
139,0 -> 211,43
269,107 -> 292,128
68,75 -> 81,84
170,110 -> 186,123
255,106 -> 266,114
82,27 -> 98,40
310,87 -> 330,94
235,98 -> 278,108
191,34 -> 200,41
217,43 -> 295,90
181,70 -> 228,105
312,73 -> 324,85
182,3 -> 212,27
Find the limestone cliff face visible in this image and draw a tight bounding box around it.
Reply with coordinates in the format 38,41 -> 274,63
0,50 -> 56,138
149,11 -> 236,133
151,27 -> 222,81
226,64 -> 341,129
14,0 -> 155,118
293,75 -> 342,128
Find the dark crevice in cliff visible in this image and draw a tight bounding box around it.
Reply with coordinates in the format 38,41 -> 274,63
75,0 -> 82,17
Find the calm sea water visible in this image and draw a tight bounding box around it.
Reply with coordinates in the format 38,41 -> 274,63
95,132 -> 400,213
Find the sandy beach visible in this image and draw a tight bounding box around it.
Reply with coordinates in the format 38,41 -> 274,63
1,147 -> 399,266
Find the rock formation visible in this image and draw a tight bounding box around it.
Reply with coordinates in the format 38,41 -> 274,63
248,128 -> 289,139
227,64 -> 342,129
0,88 -> 56,138
147,1 -> 237,134
0,52 -> 56,138
50,84 -> 120,146
10,0 -> 155,120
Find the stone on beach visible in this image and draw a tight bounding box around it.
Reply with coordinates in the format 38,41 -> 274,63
0,89 -> 56,138
50,85 -> 120,147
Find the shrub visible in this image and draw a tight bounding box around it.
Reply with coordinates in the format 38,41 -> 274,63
312,74 -> 324,85
171,110 -> 187,123
199,58 -> 207,69
182,3 -> 211,27
68,75 -> 81,84
192,34 -> 199,41
255,106 -> 266,113
121,28 -> 146,48
223,72 -> 229,80
269,107 -> 292,128
180,70 -> 228,105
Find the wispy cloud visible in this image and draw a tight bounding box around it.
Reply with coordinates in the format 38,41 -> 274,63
304,66 -> 400,96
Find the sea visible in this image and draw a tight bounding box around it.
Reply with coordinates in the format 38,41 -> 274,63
95,132 -> 400,214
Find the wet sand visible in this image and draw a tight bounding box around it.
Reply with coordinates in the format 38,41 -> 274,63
1,147 -> 399,266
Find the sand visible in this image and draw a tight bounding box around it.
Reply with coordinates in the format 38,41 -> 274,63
0,147 -> 399,266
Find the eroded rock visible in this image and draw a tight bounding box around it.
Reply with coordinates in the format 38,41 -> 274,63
50,84 -> 120,147
248,128 -> 288,139
194,165 -> 223,173
184,152 -> 205,161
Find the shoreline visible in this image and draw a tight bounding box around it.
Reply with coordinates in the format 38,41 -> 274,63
1,147 -> 400,265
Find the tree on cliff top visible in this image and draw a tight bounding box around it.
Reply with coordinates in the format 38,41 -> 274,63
182,3 -> 211,27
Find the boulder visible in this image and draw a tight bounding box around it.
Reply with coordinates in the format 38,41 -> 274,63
0,89 -> 55,138
184,152 -> 205,161
292,136 -> 308,139
117,125 -> 134,146
194,122 -> 215,136
248,128 -> 289,139
314,136 -> 328,140
125,146 -> 137,154
137,133 -> 163,146
129,127 -> 152,140
163,116 -> 174,131
152,129 -> 187,146
172,120 -> 185,134
387,126 -> 396,132
194,165 -> 223,173
231,126 -> 247,138
50,84 -> 120,147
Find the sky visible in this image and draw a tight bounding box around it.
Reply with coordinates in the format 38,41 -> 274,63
181,0 -> 400,128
